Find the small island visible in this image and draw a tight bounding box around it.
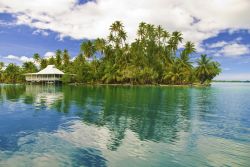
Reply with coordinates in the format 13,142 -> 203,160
0,21 -> 221,85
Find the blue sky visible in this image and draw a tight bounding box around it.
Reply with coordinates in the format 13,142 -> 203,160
0,0 -> 250,80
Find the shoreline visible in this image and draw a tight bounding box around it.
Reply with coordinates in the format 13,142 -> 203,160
0,82 -> 210,87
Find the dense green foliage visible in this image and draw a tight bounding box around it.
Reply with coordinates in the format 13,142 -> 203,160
0,21 -> 221,85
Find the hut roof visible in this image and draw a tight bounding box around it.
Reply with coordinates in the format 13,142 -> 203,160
36,65 -> 64,75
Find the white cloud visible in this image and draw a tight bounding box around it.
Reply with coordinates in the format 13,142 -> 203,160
43,51 -> 55,58
0,0 -> 249,46
206,37 -> 250,57
4,55 -> 34,62
219,43 -> 250,57
208,41 -> 228,48
32,29 -> 49,36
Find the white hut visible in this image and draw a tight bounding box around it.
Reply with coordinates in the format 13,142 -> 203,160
25,65 -> 64,83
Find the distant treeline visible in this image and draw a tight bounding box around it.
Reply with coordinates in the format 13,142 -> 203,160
0,21 -> 221,85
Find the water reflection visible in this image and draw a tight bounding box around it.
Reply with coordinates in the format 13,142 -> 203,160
0,84 -> 249,166
0,85 -> 193,149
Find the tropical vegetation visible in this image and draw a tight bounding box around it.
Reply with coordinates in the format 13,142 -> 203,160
0,21 -> 221,85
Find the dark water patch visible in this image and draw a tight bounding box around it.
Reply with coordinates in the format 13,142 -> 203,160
71,148 -> 107,167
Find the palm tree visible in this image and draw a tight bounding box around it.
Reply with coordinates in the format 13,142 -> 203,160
170,31 -> 183,55
22,61 -> 37,73
172,31 -> 183,44
109,21 -> 126,48
195,54 -> 221,84
81,40 -> 96,59
167,38 -> 176,57
48,56 -> 55,65
40,58 -> 48,69
118,30 -> 127,47
62,49 -> 70,69
33,53 -> 40,64
0,62 -> 4,70
0,62 -> 4,82
156,25 -> 164,46
183,41 -> 196,56
179,41 -> 195,71
55,49 -> 62,68
164,60 -> 185,85
94,38 -> 106,55
162,30 -> 170,46
4,63 -> 21,83
137,22 -> 146,41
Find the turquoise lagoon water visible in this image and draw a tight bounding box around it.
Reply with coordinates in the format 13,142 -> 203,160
0,83 -> 249,167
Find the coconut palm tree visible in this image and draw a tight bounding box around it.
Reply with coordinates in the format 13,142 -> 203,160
55,49 -> 62,68
40,58 -> 48,70
22,61 -> 37,73
94,38 -> 106,55
4,63 -> 22,83
137,22 -> 146,41
48,56 -> 55,65
109,21 -> 127,48
164,60 -> 185,85
0,62 -> 4,70
33,53 -> 40,64
183,41 -> 196,55
81,40 -> 96,59
179,41 -> 195,70
170,31 -> 183,55
195,54 -> 221,84
62,49 -> 70,68
156,25 -> 164,47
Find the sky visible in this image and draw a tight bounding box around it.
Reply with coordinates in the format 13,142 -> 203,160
0,0 -> 250,80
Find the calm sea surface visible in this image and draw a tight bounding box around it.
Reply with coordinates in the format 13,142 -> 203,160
0,83 -> 249,167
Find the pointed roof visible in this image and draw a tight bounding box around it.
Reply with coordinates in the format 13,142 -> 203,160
36,65 -> 64,75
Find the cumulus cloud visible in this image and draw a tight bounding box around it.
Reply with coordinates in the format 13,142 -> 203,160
0,0 -> 250,47
4,55 -> 34,62
219,43 -> 250,57
206,37 -> 250,57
